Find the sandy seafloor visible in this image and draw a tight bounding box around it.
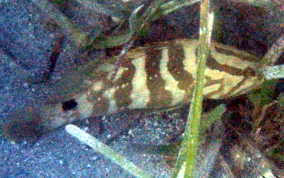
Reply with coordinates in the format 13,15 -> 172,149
1,0 -> 283,178
0,1 -> 193,177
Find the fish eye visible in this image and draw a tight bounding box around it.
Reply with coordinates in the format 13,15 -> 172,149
62,99 -> 78,111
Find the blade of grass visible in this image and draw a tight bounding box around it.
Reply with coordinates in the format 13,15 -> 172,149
65,124 -> 154,178
150,0 -> 200,21
76,0 -> 129,19
87,0 -> 200,49
32,0 -> 87,47
128,104 -> 226,156
229,0 -> 279,8
262,65 -> 284,80
87,4 -> 145,49
172,0 -> 213,177
87,0 -> 168,49
261,34 -> 284,66
260,34 -> 284,80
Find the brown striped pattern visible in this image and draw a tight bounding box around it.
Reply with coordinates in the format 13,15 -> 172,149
167,43 -> 194,90
145,48 -> 172,108
85,40 -> 263,111
40,39 -> 264,130
5,39 -> 268,143
206,53 -> 246,76
214,46 -> 258,62
224,77 -> 248,97
89,92 -> 110,115
113,58 -> 135,110
203,77 -> 224,98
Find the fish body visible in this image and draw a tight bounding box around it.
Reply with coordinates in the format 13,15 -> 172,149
3,39 -> 264,141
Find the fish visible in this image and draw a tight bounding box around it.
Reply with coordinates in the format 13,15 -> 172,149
2,39 -> 264,142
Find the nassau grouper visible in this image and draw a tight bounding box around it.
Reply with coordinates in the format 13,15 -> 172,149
3,39 -> 264,142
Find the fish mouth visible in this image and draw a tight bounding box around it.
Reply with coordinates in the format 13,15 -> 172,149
2,108 -> 47,143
